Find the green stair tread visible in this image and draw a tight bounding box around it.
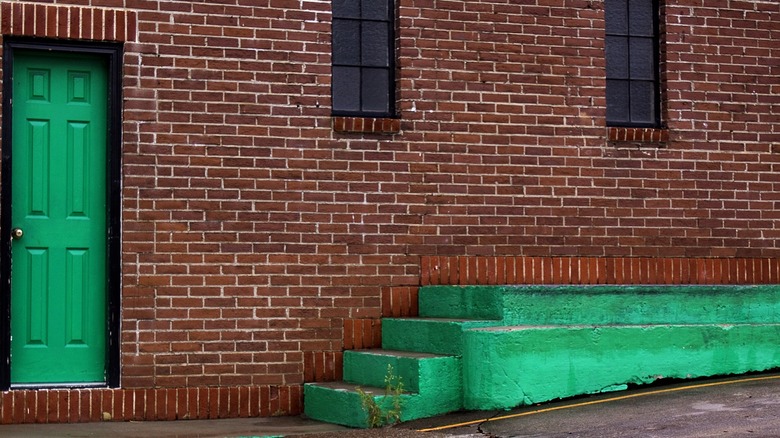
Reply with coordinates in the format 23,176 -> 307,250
307,381 -> 403,395
348,349 -> 449,358
471,322 -> 780,331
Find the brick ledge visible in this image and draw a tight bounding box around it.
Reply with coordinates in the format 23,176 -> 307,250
332,116 -> 400,134
421,256 -> 779,286
0,385 -> 301,424
608,127 -> 668,144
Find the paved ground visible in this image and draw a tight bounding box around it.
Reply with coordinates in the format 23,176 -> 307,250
1,372 -> 778,437
403,372 -> 780,438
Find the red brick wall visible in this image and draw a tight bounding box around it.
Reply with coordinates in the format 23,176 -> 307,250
0,0 -> 778,423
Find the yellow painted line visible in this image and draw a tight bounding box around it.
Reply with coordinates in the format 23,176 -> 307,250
417,373 -> 780,432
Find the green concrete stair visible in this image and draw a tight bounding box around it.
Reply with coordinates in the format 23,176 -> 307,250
304,349 -> 463,428
305,284 -> 780,427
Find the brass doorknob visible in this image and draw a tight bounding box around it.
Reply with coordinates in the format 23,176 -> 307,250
11,228 -> 23,240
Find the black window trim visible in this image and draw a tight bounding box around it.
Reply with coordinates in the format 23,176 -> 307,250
331,0 -> 396,118
605,0 -> 662,128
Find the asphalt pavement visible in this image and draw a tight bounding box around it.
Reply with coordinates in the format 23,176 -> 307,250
404,371 -> 780,437
0,372 -> 778,437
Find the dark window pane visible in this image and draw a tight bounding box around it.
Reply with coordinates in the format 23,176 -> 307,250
361,68 -> 390,113
629,37 -> 655,80
630,81 -> 655,124
333,0 -> 360,18
605,0 -> 628,35
606,36 -> 629,79
333,19 -> 361,65
331,0 -> 394,116
606,79 -> 630,124
333,66 -> 361,112
363,0 -> 390,21
362,22 -> 390,67
629,0 -> 654,36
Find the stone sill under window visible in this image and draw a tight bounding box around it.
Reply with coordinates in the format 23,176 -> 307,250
332,116 -> 401,135
608,127 -> 669,147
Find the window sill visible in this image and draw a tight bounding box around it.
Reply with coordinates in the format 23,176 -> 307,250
608,127 -> 668,146
332,116 -> 401,135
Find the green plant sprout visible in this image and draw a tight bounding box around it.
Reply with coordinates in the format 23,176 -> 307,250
356,364 -> 404,428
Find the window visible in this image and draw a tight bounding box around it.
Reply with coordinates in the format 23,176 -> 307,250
331,0 -> 395,117
605,0 -> 660,127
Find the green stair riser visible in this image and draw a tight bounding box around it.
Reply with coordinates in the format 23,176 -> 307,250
343,350 -> 462,394
381,318 -> 498,355
462,323 -> 780,410
418,286 -> 503,320
304,377 -> 463,428
304,384 -> 372,428
421,285 -> 780,326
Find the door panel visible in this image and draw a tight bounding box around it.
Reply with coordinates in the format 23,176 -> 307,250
11,51 -> 108,384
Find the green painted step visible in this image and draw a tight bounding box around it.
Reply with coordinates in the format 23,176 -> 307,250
462,323 -> 780,410
304,382 -> 397,428
343,349 -> 461,394
304,350 -> 463,428
420,285 -> 780,326
418,286 -> 503,320
381,318 -> 499,355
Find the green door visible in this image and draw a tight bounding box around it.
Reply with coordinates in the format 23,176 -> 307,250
10,50 -> 108,384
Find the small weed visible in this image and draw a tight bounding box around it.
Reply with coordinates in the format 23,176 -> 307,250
356,364 -> 404,428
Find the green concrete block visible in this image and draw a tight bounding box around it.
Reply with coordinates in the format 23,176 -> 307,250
462,323 -> 780,410
381,318 -> 498,355
419,286 -> 503,320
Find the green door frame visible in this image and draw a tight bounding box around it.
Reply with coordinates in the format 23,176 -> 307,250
0,39 -> 122,389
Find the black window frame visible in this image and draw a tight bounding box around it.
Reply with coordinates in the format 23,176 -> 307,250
605,0 -> 661,128
331,0 -> 396,118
